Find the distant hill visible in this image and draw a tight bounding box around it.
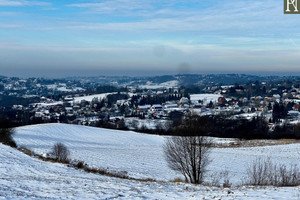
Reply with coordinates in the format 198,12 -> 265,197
66,73 -> 300,87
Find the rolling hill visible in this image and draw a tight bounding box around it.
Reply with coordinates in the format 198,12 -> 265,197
0,123 -> 298,199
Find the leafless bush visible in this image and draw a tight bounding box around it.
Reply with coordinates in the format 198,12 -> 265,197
51,142 -> 70,163
246,157 -> 272,185
246,157 -> 300,186
221,170 -> 231,188
277,164 -> 300,186
164,136 -> 212,184
211,170 -> 231,187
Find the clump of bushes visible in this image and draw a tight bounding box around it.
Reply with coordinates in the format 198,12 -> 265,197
245,157 -> 300,186
73,160 -> 86,169
0,128 -> 16,148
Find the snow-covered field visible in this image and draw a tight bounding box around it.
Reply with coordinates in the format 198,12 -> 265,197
71,93 -> 113,103
190,94 -> 223,104
13,124 -> 300,184
14,124 -> 174,180
2,144 -> 299,200
139,80 -> 178,89
1,123 -> 299,199
46,84 -> 84,92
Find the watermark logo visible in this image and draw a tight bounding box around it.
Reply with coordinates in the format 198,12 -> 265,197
284,0 -> 300,14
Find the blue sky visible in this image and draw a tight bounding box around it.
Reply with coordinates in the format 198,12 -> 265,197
0,0 -> 300,77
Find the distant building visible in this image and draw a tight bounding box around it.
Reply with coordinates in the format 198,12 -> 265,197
164,104 -> 178,109
151,104 -> 163,111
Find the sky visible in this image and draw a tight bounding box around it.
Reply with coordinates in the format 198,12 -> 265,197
0,0 -> 300,77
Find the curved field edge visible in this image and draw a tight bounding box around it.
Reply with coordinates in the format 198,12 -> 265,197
13,123 -> 300,184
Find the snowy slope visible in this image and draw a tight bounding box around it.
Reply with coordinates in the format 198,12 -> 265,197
14,123 -> 175,180
0,143 -> 212,199
209,144 -> 300,184
71,93 -> 113,103
14,123 -> 300,185
2,143 -> 300,199
139,80 -> 178,89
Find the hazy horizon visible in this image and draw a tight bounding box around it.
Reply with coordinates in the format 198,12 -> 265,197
1,0 -> 300,77
2,69 -> 300,79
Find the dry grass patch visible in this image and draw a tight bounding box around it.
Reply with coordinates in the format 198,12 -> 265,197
171,177 -> 186,183
216,139 -> 300,148
18,146 -> 35,156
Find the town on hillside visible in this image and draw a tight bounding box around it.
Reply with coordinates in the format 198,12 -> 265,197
1,74 -> 300,136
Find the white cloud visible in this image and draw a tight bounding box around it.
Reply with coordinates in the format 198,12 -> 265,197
0,23 -> 22,28
64,0 -> 298,38
0,11 -> 19,16
0,0 -> 50,6
67,0 -> 199,17
3,0 -> 297,39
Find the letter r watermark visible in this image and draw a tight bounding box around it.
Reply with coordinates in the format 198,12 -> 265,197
284,0 -> 300,13
287,0 -> 298,12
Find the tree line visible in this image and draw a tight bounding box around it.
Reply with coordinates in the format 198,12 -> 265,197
144,114 -> 300,140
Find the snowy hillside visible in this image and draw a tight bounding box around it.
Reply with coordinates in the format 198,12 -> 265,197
71,92 -> 113,103
0,143 -> 245,199
139,80 -> 179,89
0,124 -> 300,199
14,123 -> 300,185
14,123 -> 175,180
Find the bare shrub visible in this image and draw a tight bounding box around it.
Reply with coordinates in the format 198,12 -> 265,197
51,142 -> 70,163
278,164 -> 300,186
246,157 -> 272,185
211,173 -> 222,186
210,170 -> 231,187
221,170 -> 231,188
246,157 -> 300,186
164,136 -> 212,184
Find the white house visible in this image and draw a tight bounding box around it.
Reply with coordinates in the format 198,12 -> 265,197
151,104 -> 163,111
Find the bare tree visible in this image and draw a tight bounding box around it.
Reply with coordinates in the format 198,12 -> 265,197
164,136 -> 212,184
51,142 -> 70,162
